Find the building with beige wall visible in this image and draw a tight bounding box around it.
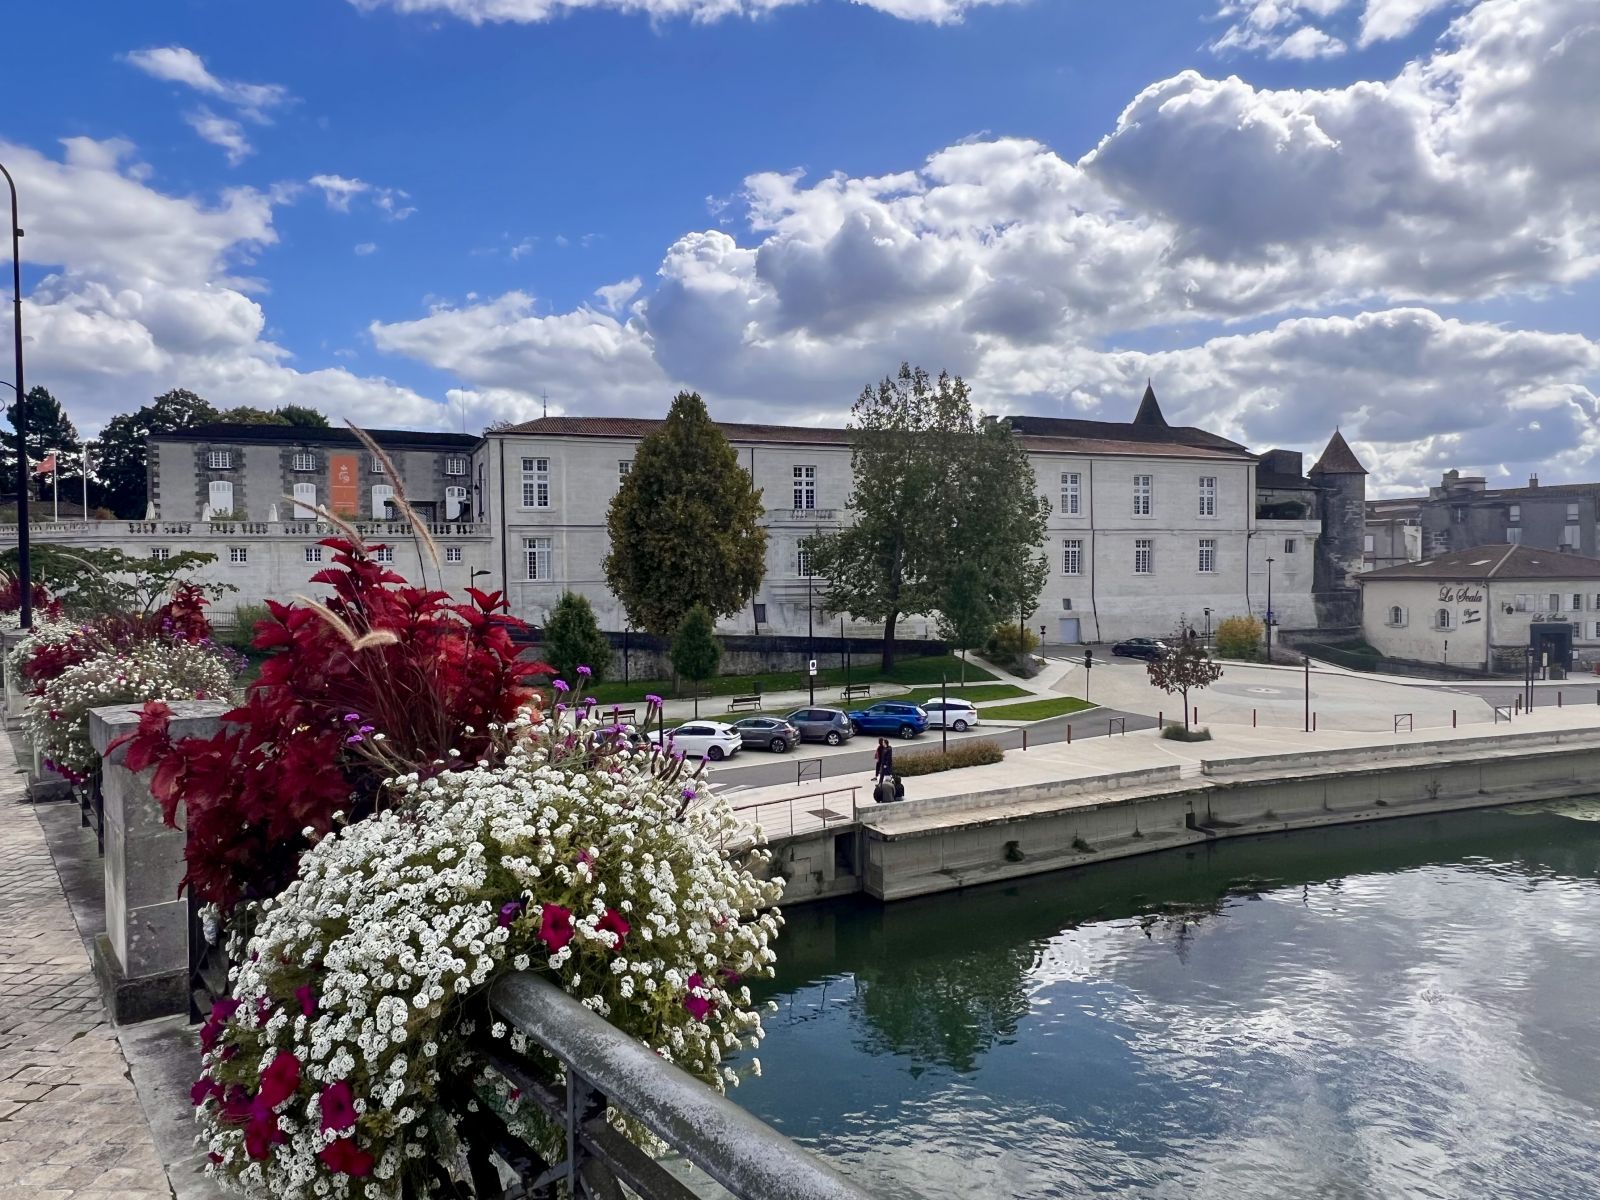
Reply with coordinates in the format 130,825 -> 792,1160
1359,543 -> 1600,672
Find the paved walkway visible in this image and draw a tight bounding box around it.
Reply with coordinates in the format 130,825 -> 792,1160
0,740 -> 171,1199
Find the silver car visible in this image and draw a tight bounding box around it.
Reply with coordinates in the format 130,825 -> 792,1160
784,707 -> 855,746
730,716 -> 802,753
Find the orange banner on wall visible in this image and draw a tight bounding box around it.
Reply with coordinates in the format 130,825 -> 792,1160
329,454 -> 359,516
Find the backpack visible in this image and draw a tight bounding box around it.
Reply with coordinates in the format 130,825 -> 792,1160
892,775 -> 905,800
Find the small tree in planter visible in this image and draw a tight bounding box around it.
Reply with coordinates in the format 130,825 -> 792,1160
1148,626 -> 1223,738
671,603 -> 722,717
544,591 -> 613,684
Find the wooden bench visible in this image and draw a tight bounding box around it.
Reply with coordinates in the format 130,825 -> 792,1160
726,695 -> 763,713
604,706 -> 639,726
840,683 -> 873,703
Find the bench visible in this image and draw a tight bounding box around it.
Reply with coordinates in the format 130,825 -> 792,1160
604,706 -> 639,726
726,695 -> 763,713
840,683 -> 873,702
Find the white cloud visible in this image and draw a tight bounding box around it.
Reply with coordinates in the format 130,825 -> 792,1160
309,174 -> 370,212
373,187 -> 417,221
1359,0 -> 1463,44
1211,0 -> 1467,58
354,242 -> 378,256
185,109 -> 253,165
1273,25 -> 1347,56
346,0 -> 1016,23
595,277 -> 643,313
123,46 -> 289,121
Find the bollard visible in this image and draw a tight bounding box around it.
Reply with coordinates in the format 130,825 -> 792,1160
1066,724 -> 1072,745
1452,709 -> 1457,728
1192,706 -> 1198,726
1158,711 -> 1163,728
1559,691 -> 1564,708
1022,729 -> 1028,751
1253,708 -> 1257,728
1313,712 -> 1318,732
1515,695 -> 1523,713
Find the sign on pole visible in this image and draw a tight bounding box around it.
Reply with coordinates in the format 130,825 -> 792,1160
807,659 -> 818,676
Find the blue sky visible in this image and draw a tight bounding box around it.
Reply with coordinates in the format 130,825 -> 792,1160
2,0 -> 1596,492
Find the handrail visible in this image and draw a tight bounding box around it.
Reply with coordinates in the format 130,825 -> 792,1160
487,973 -> 873,1200
724,785 -> 859,843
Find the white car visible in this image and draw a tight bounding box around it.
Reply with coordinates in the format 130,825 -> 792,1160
648,721 -> 742,761
921,699 -> 981,732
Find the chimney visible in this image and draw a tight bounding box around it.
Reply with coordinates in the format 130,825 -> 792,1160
1529,473 -> 1539,488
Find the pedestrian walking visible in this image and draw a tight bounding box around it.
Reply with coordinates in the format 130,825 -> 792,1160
873,737 -> 893,781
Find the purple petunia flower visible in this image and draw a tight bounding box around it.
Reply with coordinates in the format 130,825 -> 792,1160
576,665 -> 592,677
553,679 -> 570,693
645,693 -> 663,706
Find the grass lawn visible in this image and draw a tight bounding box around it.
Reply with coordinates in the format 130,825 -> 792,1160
581,653 -> 995,706
906,683 -> 1030,704
979,696 -> 1095,721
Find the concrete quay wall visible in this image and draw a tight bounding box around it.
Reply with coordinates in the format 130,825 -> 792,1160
769,733 -> 1600,905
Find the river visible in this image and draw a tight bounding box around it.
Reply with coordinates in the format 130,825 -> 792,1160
733,803 -> 1600,1199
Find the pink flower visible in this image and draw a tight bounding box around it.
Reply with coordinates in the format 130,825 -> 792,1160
598,908 -> 630,948
294,985 -> 317,1017
319,1136 -> 375,1177
498,901 -> 524,928
200,997 -> 240,1052
257,1051 -> 300,1109
539,904 -> 574,951
319,1081 -> 356,1133
684,973 -> 713,1022
244,1113 -> 285,1160
190,1076 -> 222,1107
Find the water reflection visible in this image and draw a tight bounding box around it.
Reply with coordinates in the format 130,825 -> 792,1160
740,804 -> 1600,1199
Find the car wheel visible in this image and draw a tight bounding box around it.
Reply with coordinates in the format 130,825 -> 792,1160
707,746 -> 725,762
953,719 -> 969,732
898,724 -> 916,740
770,737 -> 788,753
825,731 -> 842,746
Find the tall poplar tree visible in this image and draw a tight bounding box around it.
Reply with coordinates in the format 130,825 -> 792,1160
604,392 -> 767,637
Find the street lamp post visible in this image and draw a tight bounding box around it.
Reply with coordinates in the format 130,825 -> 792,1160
806,568 -> 815,706
940,671 -> 948,754
1203,607 -> 1212,647
1264,556 -> 1276,661
0,162 -> 31,629
1303,653 -> 1311,732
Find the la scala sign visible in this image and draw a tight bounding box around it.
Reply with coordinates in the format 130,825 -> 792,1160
1438,584 -> 1485,603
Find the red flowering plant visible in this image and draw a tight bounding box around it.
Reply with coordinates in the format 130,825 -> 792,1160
111,536 -> 538,913
0,572 -> 63,625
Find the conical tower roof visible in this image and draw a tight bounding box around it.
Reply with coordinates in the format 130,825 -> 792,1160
1132,381 -> 1168,428
1310,429 -> 1368,476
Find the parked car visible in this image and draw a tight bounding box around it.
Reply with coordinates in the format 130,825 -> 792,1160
730,716 -> 802,753
784,707 -> 856,746
647,721 -> 742,761
921,698 -> 980,731
847,701 -> 928,740
1112,637 -> 1171,661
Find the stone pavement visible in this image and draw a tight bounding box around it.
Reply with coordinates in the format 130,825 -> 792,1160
0,739 -> 171,1199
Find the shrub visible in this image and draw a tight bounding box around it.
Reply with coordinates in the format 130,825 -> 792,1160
983,622 -> 1039,664
896,739 -> 1004,777
219,603 -> 272,651
1214,615 -> 1265,661
1161,723 -> 1212,742
544,591 -> 613,684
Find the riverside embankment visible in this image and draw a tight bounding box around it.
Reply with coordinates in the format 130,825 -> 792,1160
746,708 -> 1600,903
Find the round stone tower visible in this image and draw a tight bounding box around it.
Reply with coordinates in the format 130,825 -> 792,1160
1309,429 -> 1368,628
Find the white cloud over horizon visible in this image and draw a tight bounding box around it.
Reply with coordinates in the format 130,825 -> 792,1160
346,0 -> 1019,26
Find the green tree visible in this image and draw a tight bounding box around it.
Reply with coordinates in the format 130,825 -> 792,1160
670,603 -> 722,718
275,404 -> 332,429
1214,615 -> 1264,661
2,387 -> 81,503
0,544 -> 233,617
97,388 -> 217,517
218,405 -> 290,425
951,418 -> 1050,630
543,591 -> 613,685
935,560 -> 993,685
1147,627 -> 1224,732
604,392 -> 766,637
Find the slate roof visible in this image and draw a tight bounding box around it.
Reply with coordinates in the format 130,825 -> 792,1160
154,424 -> 481,449
1132,382 -> 1168,428
1310,430 -> 1368,476
499,416 -> 854,445
1359,544 -> 1600,582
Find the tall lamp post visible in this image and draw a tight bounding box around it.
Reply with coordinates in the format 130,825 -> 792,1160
1264,556 -> 1276,660
806,567 -> 815,706
1203,607 -> 1212,647
0,162 -> 31,629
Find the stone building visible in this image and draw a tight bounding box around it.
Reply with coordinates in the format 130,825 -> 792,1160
1308,430 -> 1369,627
1360,543 -> 1600,673
1365,471 -> 1600,570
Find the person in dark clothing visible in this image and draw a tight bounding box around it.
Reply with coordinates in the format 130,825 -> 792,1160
873,738 -> 894,781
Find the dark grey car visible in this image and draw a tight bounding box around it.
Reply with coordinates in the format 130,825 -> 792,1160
729,716 -> 801,753
784,707 -> 855,746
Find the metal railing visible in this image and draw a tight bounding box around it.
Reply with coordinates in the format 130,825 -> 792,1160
726,785 -> 859,843
484,972 -> 873,1200
0,519 -> 492,539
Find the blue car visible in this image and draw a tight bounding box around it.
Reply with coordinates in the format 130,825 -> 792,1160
847,701 -> 928,740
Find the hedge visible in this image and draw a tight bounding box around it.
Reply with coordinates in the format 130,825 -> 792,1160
895,739 -> 1005,777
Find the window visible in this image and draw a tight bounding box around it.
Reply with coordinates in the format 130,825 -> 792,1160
292,451 -> 316,473
1508,504 -> 1520,523
793,465 -> 817,510
1593,621 -> 1600,640
1563,525 -> 1581,549
304,546 -> 322,563
1060,472 -> 1081,516
444,485 -> 467,521
1198,538 -> 1216,573
370,456 -> 386,474
1133,475 -> 1152,516
1506,527 -> 1523,544
521,457 -> 551,508
207,450 -> 233,470
1515,594 -> 1531,612
1062,539 -> 1082,575
292,482 -> 317,519
1576,594 -> 1586,612
149,547 -> 170,562
796,547 -> 817,578
1452,506 -> 1466,524
1134,538 -> 1153,574
1436,608 -> 1453,630
1387,605 -> 1407,627
371,484 -> 395,519
1568,502 -> 1581,522
1363,534 -> 1375,553
206,480 -> 234,519
228,546 -> 248,565
1061,598 -> 1073,611
1548,593 -> 1562,612
1283,538 -> 1296,554
445,456 -> 469,476
1198,476 -> 1216,517
618,460 -> 632,480
374,546 -> 394,564
445,546 -> 463,563
523,537 -> 552,580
